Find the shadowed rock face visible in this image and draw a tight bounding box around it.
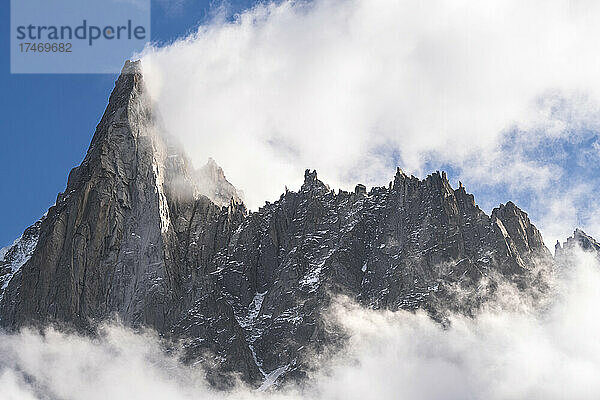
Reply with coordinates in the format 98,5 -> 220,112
556,229 -> 600,264
1,61 -> 185,331
0,61 -> 557,388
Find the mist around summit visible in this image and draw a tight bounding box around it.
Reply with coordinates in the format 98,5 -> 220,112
141,0 -> 600,245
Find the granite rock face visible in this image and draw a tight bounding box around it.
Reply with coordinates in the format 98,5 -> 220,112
555,229 -> 600,264
194,157 -> 244,207
0,61 -> 557,388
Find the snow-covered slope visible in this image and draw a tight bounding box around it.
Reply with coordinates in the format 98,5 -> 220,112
0,218 -> 42,299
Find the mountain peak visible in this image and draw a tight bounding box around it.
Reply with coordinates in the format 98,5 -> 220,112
395,167 -> 406,177
557,229 -> 600,255
194,158 -> 244,207
301,169 -> 329,193
304,168 -> 317,182
121,59 -> 142,75
555,229 -> 600,267
85,60 -> 150,157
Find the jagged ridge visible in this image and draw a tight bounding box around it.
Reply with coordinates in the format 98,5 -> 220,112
0,61 -> 565,389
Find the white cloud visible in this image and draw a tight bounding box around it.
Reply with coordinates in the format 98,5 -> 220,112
313,252 -> 600,400
155,0 -> 190,16
140,0 -> 600,243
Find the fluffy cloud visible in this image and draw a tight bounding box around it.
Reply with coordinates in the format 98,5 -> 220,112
313,253 -> 600,399
140,0 -> 600,245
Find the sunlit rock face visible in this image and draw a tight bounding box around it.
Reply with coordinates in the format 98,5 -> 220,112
0,61 -> 560,389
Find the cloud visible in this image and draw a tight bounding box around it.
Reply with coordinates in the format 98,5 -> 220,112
1,248 -> 600,399
0,324 -> 230,400
312,253 -> 600,400
155,0 -> 190,16
140,0 -> 600,244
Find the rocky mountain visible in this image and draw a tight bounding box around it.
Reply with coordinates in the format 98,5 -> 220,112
0,60 -> 571,389
555,229 -> 600,264
194,157 -> 244,207
0,218 -> 43,303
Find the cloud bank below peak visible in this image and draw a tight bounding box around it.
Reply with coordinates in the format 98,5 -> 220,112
3,249 -> 600,399
140,0 -> 600,244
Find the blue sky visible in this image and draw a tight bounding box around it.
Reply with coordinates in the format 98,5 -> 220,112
0,0 -> 254,246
